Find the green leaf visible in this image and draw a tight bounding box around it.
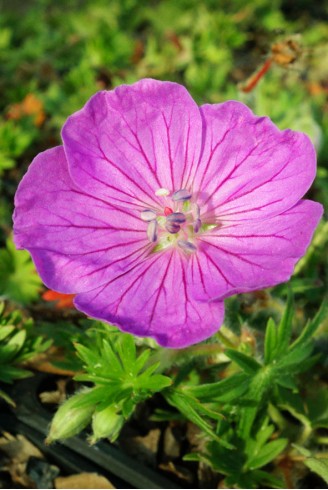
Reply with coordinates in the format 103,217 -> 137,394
0,366 -> 32,383
101,340 -> 124,377
0,389 -> 15,406
251,469 -> 285,489
290,298 -> 328,350
0,343 -> 20,364
70,385 -> 124,409
247,438 -> 288,470
0,326 -> 15,341
134,349 -> 151,374
225,349 -> 262,375
116,334 -> 136,373
165,389 -> 233,449
274,342 -> 314,373
275,375 -> 298,390
274,292 -> 294,359
0,237 -> 42,305
264,318 -> 277,364
135,373 -> 171,392
238,367 -> 273,439
304,458 -> 328,484
275,387 -> 310,427
75,343 -> 101,369
7,329 -> 26,351
184,372 -> 250,403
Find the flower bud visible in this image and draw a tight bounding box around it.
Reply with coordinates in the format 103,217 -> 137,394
90,405 -> 124,444
46,391 -> 95,444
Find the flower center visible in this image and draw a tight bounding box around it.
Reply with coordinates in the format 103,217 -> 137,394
140,188 -> 201,253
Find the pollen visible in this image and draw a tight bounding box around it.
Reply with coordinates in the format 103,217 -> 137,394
155,188 -> 170,197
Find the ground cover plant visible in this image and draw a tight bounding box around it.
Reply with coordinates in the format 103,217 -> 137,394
0,0 -> 327,488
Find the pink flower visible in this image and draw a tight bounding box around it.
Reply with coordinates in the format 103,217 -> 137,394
13,79 -> 323,348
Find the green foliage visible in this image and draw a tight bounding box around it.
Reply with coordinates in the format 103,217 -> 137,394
0,302 -> 51,404
176,297 -> 328,488
293,445 -> 328,485
0,237 -> 43,305
0,119 -> 38,173
47,325 -> 171,443
44,298 -> 327,486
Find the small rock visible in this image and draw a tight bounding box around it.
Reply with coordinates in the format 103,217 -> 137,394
120,429 -> 160,467
26,457 -> 60,489
55,473 -> 115,489
163,426 -> 180,459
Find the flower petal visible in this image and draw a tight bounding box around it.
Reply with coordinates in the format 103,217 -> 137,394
189,200 -> 323,300
74,250 -> 224,348
13,146 -> 151,293
193,101 -> 316,220
62,79 -> 203,209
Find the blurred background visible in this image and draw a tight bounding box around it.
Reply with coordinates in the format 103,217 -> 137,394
1,0 -> 327,304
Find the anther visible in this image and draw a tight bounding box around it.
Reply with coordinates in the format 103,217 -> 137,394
166,212 -> 186,224
194,218 -> 202,233
193,203 -> 200,219
147,220 -> 158,242
177,240 -> 197,253
172,189 -> 192,202
141,209 -> 157,222
155,188 -> 170,197
165,222 -> 180,234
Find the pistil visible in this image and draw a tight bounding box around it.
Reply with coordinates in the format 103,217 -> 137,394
141,188 -> 203,252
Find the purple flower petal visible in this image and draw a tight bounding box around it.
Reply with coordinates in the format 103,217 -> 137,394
13,146 -> 151,293
193,102 -> 317,220
74,250 -> 224,348
189,200 -> 323,300
62,79 -> 203,208
13,80 -> 323,348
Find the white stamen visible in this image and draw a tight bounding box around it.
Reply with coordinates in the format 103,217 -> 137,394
155,188 -> 170,197
192,203 -> 200,219
141,209 -> 157,222
172,189 -> 192,201
194,218 -> 202,233
147,220 -> 158,242
177,240 -> 197,253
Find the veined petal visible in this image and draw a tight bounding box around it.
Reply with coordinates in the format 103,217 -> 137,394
193,101 -> 316,220
13,146 -> 151,293
74,250 -> 224,349
189,200 -> 323,300
62,79 -> 203,209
